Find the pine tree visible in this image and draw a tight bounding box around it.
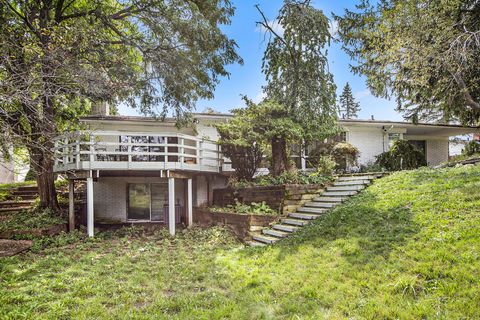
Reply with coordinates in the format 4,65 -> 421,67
338,83 -> 361,119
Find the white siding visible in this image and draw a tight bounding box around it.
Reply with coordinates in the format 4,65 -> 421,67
346,127 -> 385,166
0,151 -> 15,184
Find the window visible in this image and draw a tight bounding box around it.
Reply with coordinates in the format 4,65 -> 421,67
388,133 -> 402,148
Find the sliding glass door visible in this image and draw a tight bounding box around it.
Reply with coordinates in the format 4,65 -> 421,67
127,182 -> 170,221
127,184 -> 151,220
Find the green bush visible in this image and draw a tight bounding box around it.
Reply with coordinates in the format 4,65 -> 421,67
462,140 -> 480,156
315,155 -> 337,175
375,140 -> 426,171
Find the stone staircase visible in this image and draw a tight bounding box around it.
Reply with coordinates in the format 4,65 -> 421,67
247,173 -> 383,246
0,185 -> 38,214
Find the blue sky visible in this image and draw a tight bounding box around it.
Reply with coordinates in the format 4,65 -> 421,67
119,0 -> 403,121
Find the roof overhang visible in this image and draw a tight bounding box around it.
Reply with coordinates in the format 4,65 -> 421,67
339,119 -> 479,137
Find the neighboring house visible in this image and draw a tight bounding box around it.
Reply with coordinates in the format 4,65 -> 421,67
53,112 -> 478,237
0,152 -> 15,184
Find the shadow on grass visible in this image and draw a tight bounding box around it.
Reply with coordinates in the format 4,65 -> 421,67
241,186 -> 420,266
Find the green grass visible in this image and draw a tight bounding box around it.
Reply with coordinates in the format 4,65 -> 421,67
1,165 -> 480,319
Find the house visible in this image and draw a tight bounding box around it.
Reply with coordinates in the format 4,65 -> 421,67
0,153 -> 15,184
53,111 -> 478,237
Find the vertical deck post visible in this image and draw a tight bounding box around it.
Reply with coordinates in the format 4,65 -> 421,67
68,179 -> 75,232
87,171 -> 94,237
301,141 -> 306,171
168,177 -> 175,236
187,178 -> 193,228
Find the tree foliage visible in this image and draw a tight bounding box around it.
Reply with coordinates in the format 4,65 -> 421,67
0,0 -> 241,209
375,140 -> 427,171
254,0 -> 339,175
338,82 -> 361,119
335,0 -> 480,125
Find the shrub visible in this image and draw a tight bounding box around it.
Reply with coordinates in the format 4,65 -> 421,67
462,140 -> 480,156
331,142 -> 359,171
375,140 -> 426,171
315,155 -> 337,175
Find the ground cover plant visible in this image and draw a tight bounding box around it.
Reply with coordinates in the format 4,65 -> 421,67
210,201 -> 278,216
1,165 -> 480,319
0,208 -> 65,233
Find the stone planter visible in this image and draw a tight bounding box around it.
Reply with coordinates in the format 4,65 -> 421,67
193,207 -> 278,240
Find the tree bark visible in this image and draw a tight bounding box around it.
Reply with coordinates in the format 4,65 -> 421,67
30,144 -> 60,211
271,136 -> 289,176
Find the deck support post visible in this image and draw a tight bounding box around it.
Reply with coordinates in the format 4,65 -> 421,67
187,178 -> 193,227
168,177 -> 175,236
68,179 -> 75,232
87,171 -> 94,237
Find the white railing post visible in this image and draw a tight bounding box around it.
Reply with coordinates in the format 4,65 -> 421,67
180,137 -> 184,167
198,140 -> 203,166
54,140 -> 59,166
75,135 -> 80,169
89,133 -> 94,166
63,137 -> 69,165
127,136 -> 132,168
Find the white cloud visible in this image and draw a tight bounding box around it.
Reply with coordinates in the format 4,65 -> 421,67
328,20 -> 339,37
256,19 -> 284,36
253,90 -> 266,103
354,89 -> 371,100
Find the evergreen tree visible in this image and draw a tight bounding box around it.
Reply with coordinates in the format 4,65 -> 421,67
338,83 -> 361,119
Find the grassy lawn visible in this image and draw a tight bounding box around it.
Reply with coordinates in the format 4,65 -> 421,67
1,165 -> 480,319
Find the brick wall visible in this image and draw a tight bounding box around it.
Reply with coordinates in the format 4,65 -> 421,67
426,139 -> 449,165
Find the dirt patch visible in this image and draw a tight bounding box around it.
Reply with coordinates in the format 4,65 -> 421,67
0,239 -> 33,257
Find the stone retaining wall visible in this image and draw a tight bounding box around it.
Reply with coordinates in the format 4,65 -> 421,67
194,207 -> 278,240
212,184 -> 325,214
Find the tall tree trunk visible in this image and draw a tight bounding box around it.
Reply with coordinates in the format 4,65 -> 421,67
30,144 -> 60,211
271,135 -> 289,176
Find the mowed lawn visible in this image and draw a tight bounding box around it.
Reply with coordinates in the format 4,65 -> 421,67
1,166 -> 480,319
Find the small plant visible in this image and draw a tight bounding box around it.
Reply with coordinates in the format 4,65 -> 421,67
331,142 -> 359,171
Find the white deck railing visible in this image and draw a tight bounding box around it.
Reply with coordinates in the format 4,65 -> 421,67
53,131 -> 222,173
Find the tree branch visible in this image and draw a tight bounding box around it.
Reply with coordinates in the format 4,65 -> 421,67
452,72 -> 480,110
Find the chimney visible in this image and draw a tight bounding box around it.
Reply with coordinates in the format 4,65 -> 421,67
371,115 -> 375,120
91,101 -> 110,116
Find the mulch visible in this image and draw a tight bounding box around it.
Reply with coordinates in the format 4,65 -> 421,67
0,239 -> 33,257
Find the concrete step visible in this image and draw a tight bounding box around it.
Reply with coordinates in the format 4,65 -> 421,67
322,191 -> 358,197
297,207 -> 328,214
282,218 -> 310,226
252,234 -> 280,244
15,186 -> 37,191
263,228 -> 290,238
288,212 -> 322,220
272,224 -> 298,233
304,202 -> 337,208
338,175 -> 377,181
327,185 -> 365,191
334,180 -> 370,186
313,196 -> 346,202
246,241 -> 266,247
0,206 -> 31,213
